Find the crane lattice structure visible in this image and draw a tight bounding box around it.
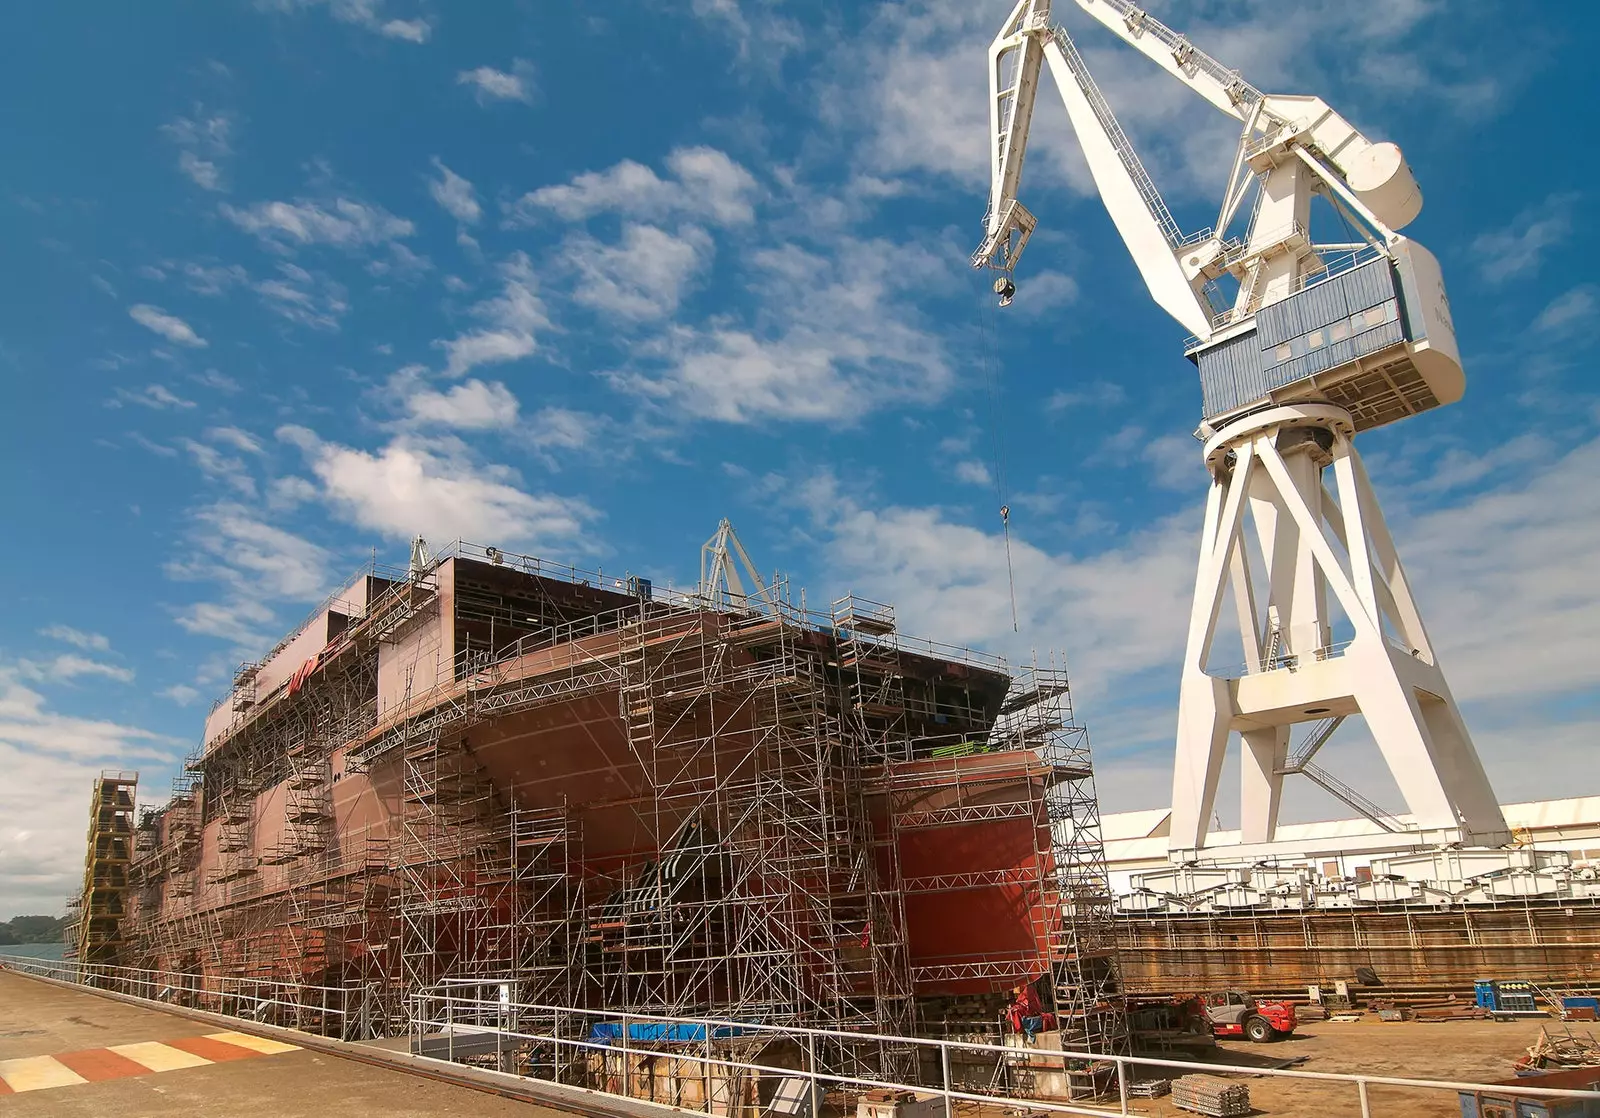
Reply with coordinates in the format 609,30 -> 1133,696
974,0 -> 1509,859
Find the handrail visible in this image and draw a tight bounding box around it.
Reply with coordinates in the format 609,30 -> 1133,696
4,953 -> 1596,1115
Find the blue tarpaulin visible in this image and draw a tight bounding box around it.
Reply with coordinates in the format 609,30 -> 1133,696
589,1022 -> 753,1044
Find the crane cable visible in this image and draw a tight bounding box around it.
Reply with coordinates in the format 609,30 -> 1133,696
972,271 -> 1020,633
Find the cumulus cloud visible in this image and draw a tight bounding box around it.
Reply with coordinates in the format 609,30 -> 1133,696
128,304 -> 208,347
511,146 -> 759,228
428,157 -> 481,224
621,239 -> 954,423
403,378 -> 520,429
563,223 -> 712,321
281,427 -> 592,547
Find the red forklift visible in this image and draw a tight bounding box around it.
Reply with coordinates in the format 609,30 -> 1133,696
1199,991 -> 1298,1042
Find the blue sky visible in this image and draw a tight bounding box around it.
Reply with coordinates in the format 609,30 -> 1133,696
2,0 -> 1596,918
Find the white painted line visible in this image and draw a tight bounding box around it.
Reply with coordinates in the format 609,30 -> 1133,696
0,1055 -> 90,1092
107,1041 -> 212,1072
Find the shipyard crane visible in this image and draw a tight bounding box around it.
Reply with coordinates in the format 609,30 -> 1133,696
974,0 -> 1510,859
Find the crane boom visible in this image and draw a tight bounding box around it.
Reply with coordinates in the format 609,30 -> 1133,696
975,0 -> 1426,336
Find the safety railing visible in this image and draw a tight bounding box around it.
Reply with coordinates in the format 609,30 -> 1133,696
405,985 -> 1600,1118
4,955 -> 1597,1116
0,953 -> 379,1039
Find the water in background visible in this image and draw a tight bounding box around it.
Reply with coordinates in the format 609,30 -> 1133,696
1,943 -> 67,961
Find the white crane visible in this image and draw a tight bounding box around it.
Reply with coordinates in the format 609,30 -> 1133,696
975,0 -> 1510,860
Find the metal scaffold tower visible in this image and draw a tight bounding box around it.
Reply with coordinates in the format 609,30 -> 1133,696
73,770 -> 138,967
1012,660 -> 1127,1055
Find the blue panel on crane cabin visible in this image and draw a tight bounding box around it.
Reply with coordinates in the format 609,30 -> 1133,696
1338,258 -> 1397,314
1192,329 -> 1265,418
1255,296 -> 1303,349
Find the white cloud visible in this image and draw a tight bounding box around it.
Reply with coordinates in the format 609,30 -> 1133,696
206,426 -> 264,455
282,427 -> 593,546
379,17 -> 429,41
128,304 -> 208,347
457,62 -> 534,104
38,626 -> 111,653
162,109 -> 232,192
527,407 -> 601,450
177,438 -> 256,497
953,459 -> 991,486
1047,380 -> 1127,413
565,223 -> 712,321
173,597 -> 280,648
158,684 -> 201,706
1472,193 -> 1576,283
178,151 -> 223,191
168,502 -> 331,604
1532,284 -> 1597,336
16,655 -> 135,685
623,239 -> 953,423
259,0 -> 430,43
689,0 -> 803,62
512,146 -> 759,227
254,263 -> 349,330
801,473 -> 1195,699
113,384 -> 198,410
0,667 -> 183,915
1400,432 -> 1600,704
179,261 -> 249,297
1005,268 -> 1079,317
221,197 -> 415,251
437,252 -> 547,377
428,157 -> 481,224
404,378 -> 520,429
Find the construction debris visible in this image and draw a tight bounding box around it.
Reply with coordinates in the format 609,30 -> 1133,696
1171,1074 -> 1250,1117
1516,1027 -> 1600,1073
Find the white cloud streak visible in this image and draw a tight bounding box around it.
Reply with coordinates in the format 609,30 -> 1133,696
128,304 -> 208,348
428,157 -> 481,224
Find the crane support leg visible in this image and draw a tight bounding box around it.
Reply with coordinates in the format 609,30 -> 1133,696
1168,403 -> 1509,859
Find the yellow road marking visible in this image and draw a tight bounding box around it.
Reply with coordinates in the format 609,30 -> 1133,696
0,1055 -> 90,1092
108,1041 -> 212,1072
204,1031 -> 301,1055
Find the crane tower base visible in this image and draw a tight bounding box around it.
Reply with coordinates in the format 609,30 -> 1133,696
1167,403 -> 1509,859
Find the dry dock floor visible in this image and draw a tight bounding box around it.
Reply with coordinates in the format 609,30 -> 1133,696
0,969 -> 563,1117
1134,1016 -> 1579,1116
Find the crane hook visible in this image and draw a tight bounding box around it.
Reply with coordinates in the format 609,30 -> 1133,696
993,274 -> 1016,307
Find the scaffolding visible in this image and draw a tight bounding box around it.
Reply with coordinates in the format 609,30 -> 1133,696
118,540 -> 1125,1068
73,770 -> 138,966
